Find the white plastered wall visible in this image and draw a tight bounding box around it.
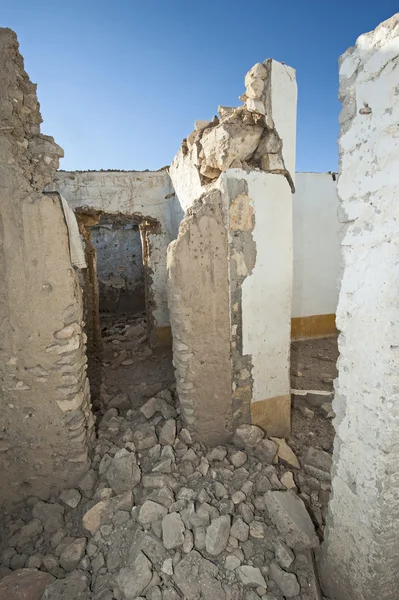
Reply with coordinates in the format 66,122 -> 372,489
292,173 -> 341,318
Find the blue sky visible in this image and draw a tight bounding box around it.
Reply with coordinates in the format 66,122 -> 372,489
2,1 -> 398,172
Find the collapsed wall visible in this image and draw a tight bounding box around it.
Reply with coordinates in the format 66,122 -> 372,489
320,14 -> 399,600
168,59 -> 297,443
0,29 -> 93,507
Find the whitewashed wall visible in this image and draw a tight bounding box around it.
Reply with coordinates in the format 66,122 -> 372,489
292,172 -> 340,318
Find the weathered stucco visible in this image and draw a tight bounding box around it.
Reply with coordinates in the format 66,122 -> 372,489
0,29 -> 93,507
51,170 -> 174,341
167,190 -> 232,444
168,59 -> 297,442
91,218 -> 145,315
320,14 -> 399,600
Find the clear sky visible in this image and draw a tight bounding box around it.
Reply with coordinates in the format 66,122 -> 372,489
2,1 -> 398,172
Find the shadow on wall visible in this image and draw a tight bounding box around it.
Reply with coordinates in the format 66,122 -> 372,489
91,215 -> 145,315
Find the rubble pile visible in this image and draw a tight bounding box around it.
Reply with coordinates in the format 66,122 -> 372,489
0,383 -> 332,600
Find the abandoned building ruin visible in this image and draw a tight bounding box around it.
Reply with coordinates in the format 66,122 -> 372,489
0,12 -> 398,600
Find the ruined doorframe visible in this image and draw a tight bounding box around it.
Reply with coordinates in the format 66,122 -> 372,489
75,208 -> 161,350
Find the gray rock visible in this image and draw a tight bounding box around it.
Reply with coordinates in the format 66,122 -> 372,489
78,469 -> 98,492
10,554 -> 27,570
206,446 -> 227,461
60,488 -> 82,509
152,459 -> 172,473
106,450 -> 141,494
108,392 -> 131,411
41,571 -> 90,600
173,550 -> 225,600
59,538 -> 87,571
230,450 -> 247,468
162,512 -> 185,549
19,518 -> 43,538
302,448 -> 333,473
255,439 -> 278,464
233,424 -> 264,449
205,515 -> 230,555
265,490 -> 319,549
274,539 -> 294,568
132,424 -> 158,450
159,419 -> 176,446
146,487 -> 175,509
194,527 -> 206,550
230,517 -> 249,542
269,562 -> 299,597
225,555 -> 241,570
32,502 -> 64,533
0,569 -> 54,600
140,397 -> 158,419
142,474 -> 179,490
236,565 -> 267,589
117,552 -> 153,599
139,500 -> 168,525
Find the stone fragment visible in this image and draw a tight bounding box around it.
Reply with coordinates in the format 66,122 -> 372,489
231,517 -> 249,542
274,540 -> 294,568
206,446 -> 227,461
142,474 -> 179,490
182,530 -> 194,554
270,438 -> 300,469
179,428 -> 193,445
117,552 -> 153,599
265,491 -> 319,549
60,488 -> 82,509
19,519 -> 43,538
255,439 -> 278,464
82,501 -> 109,534
200,122 -> 263,172
205,515 -> 230,555
249,521 -> 265,539
32,502 -> 64,533
162,512 -> 185,549
236,565 -> 267,589
0,568 -> 54,600
108,393 -> 131,411
146,486 -> 175,509
232,491 -> 246,504
269,562 -> 299,597
41,570 -> 90,600
162,558 -> 174,575
225,555 -> 241,570
132,425 -> 158,450
173,550 -> 225,600
233,424 -> 264,448
194,526 -> 206,550
195,119 -> 212,131
106,450 -> 141,494
140,397 -> 158,419
302,447 -> 333,473
59,538 -> 86,571
139,500 -> 168,525
230,450 -> 247,467
159,419 -> 176,446
280,471 -> 296,489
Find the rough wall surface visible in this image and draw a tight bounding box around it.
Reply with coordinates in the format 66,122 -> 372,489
320,14 -> 399,600
0,29 -> 93,507
168,59 -> 296,442
52,170 -> 174,330
167,190 -> 232,444
91,219 -> 145,314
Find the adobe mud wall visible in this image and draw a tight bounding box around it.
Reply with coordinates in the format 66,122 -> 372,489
52,171 -> 174,345
0,29 -> 93,508
320,14 -> 399,600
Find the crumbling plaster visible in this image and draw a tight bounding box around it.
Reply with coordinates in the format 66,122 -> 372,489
0,29 -> 93,508
167,59 -> 297,442
51,170 -> 175,339
320,14 -> 399,600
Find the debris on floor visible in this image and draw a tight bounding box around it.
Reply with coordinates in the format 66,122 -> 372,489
0,324 -> 335,599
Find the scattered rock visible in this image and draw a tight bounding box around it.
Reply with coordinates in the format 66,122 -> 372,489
117,552 -> 153,599
106,449 -> 141,493
173,550 -> 225,600
60,488 -> 82,509
59,538 -> 86,571
205,515 -> 230,555
269,562 -> 300,597
32,502 -> 64,533
236,565 -> 267,589
265,491 -> 319,549
139,501 -> 168,525
82,501 -> 109,535
0,568 -> 54,600
233,424 -> 264,449
162,512 -> 185,549
270,438 -> 300,469
41,570 -> 91,599
159,419 -> 176,446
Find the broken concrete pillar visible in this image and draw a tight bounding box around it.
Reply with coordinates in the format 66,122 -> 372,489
168,59 -> 297,443
320,15 -> 399,600
0,29 -> 93,507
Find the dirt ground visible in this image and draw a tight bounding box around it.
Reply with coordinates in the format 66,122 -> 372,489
290,335 -> 338,392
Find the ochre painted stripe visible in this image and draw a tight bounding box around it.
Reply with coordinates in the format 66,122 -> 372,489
291,314 -> 337,341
